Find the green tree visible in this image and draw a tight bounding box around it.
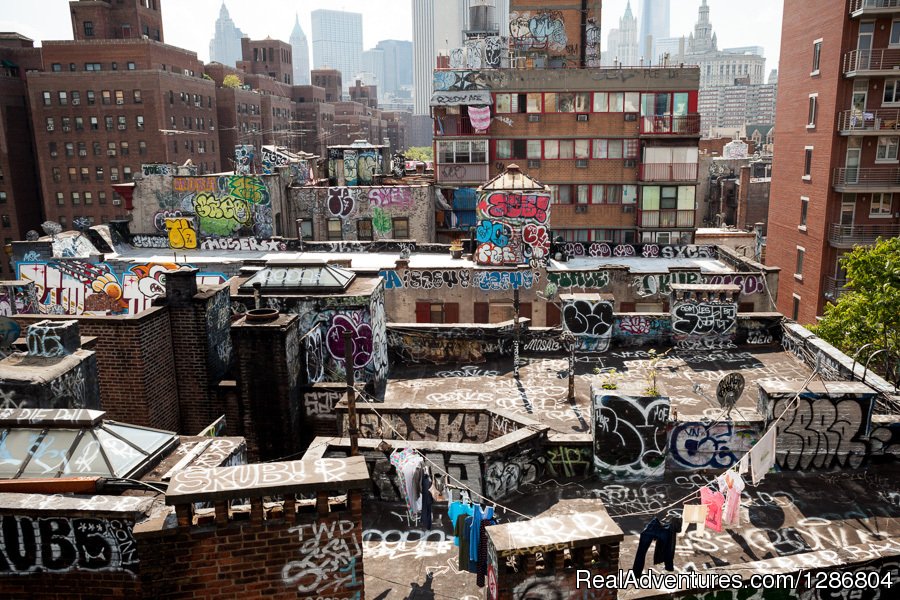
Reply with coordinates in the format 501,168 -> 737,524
222,74 -> 243,89
811,237 -> 900,374
405,146 -> 433,161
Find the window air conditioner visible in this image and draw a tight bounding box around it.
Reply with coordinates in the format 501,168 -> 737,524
112,198 -> 122,205
528,114 -> 541,122
576,114 -> 589,122
72,99 -> 80,106
624,159 -> 637,168
527,159 -> 541,168
576,159 -> 588,168
575,205 -> 588,213
622,205 -> 634,213
624,113 -> 638,122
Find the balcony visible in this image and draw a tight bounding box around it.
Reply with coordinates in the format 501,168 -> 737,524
823,276 -> 850,301
843,49 -> 900,76
837,109 -> 900,134
828,223 -> 900,247
639,209 -> 695,228
435,163 -> 490,185
640,114 -> 701,136
850,0 -> 900,17
639,163 -> 699,182
833,167 -> 900,191
435,115 -> 481,136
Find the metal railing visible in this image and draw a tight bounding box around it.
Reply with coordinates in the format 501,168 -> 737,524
833,167 -> 900,188
829,223 -> 900,246
843,48 -> 900,74
639,162 -> 699,182
824,276 -> 850,300
850,0 -> 900,14
640,114 -> 701,135
837,109 -> 900,132
639,209 -> 695,228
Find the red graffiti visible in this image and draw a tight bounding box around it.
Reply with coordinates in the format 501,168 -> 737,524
484,193 -> 550,224
522,224 -> 550,259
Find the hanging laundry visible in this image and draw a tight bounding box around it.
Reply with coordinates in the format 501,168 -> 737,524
421,469 -> 434,530
717,470 -> 746,527
469,505 -> 494,573
468,106 -> 492,133
476,516 -> 496,587
631,517 -> 680,574
750,428 -> 777,485
680,504 -> 709,533
460,515 -> 474,571
448,499 -> 474,547
390,448 -> 424,518
700,486 -> 725,532
737,454 -> 749,475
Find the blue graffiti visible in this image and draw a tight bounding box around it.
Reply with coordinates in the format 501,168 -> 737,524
379,270 -> 403,290
475,221 -> 510,247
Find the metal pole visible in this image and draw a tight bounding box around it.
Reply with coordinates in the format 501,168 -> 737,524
568,334 -> 576,402
513,287 -> 520,378
343,330 -> 359,456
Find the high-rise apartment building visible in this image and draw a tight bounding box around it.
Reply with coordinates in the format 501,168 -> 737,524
638,0 -> 669,64
434,0 -> 701,245
289,14 -> 311,86
209,2 -> 244,68
311,9 -> 363,95
767,0 -> 900,323
411,0 -> 435,115
69,0 -> 164,42
604,1 -> 639,66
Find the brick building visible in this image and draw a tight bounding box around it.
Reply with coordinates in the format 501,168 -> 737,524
69,0 -> 164,43
0,34 -> 44,276
768,0 -> 900,322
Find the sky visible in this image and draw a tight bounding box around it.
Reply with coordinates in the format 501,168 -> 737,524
0,0 -> 783,71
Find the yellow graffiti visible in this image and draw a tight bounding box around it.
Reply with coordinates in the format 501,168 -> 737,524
192,193 -> 252,225
225,176 -> 269,205
165,217 -> 198,250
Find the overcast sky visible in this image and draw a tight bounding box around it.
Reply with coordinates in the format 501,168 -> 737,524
0,0 -> 783,72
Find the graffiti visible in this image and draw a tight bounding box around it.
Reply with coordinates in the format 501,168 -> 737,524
192,193 -> 252,236
432,70 -> 487,92
343,150 -> 358,187
563,299 -> 613,352
131,235 -> 170,249
173,177 -> 219,194
362,529 -> 452,561
523,337 -> 562,353
633,272 -> 702,298
234,145 -> 255,175
282,519 -> 361,596
303,388 -> 343,417
357,411 -> 489,443
546,445 -> 592,477
449,47 -> 465,69
372,207 -> 392,235
26,322 -> 69,357
672,301 -> 737,337
328,187 -> 356,218
771,396 -> 874,470
141,163 -> 173,176
168,458 -> 352,495
260,146 -> 296,175
509,11 -> 567,52
705,273 -> 765,296
0,515 -> 138,575
326,312 -> 374,370
618,315 -> 652,335
511,576 -> 565,600
484,446 -> 543,500
475,271 -> 537,291
129,262 -> 177,300
368,187 -> 412,211
482,193 -> 550,224
465,39 -> 483,69
0,317 -> 20,350
668,422 -> 759,470
522,224 -> 550,263
165,217 -> 197,250
547,271 -> 611,289
476,221 -> 511,247
585,18 -> 602,67
370,287 -> 389,383
206,289 -> 232,381
379,269 -> 537,291
484,36 -> 503,69
305,328 -> 325,384
559,243 -> 716,261
746,323 -> 775,345
357,151 -> 378,185
198,237 -> 286,251
593,392 -> 670,479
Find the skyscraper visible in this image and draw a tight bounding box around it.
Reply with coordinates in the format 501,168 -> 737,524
311,9 -> 363,94
209,2 -> 244,67
604,1 -> 639,66
376,40 -> 413,98
411,0 -> 435,115
289,14 -> 311,86
639,0 -> 670,63
361,48 -> 385,101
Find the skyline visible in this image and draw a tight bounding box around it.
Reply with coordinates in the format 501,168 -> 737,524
0,0 -> 783,71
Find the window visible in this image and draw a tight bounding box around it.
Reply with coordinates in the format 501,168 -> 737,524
526,93 -> 542,113
49,142 -> 58,157
123,167 -> 133,181
98,192 -> 107,205
71,192 -> 80,205
110,167 -> 119,181
121,141 -> 129,155
42,91 -> 51,106
800,196 -> 809,228
139,141 -> 147,155
118,115 -> 127,130
68,167 -> 77,182
437,140 -> 486,163
96,167 -> 104,181
885,80 -> 900,105
115,90 -> 124,105
891,20 -> 900,46
792,295 -> 801,320
795,247 -> 805,278
392,217 -> 409,239
56,192 -> 65,206
1,216 -> 9,228
803,147 -> 813,179
58,91 -> 67,105
871,192 -> 894,217
357,219 -> 373,240
811,39 -> 822,75
52,167 -> 61,182
85,63 -> 101,71
83,20 -> 94,36
877,136 -> 899,161
108,142 -> 117,156
111,62 -> 118,71
51,63 -> 62,72
87,90 -> 95,105
75,117 -> 84,131
807,95 -> 817,127
45,117 -> 55,131
105,116 -> 114,131
61,117 -> 71,131
93,141 -> 101,156
84,192 -> 92,205
80,167 -> 89,181
71,91 -> 80,105
326,219 -> 342,240
65,143 -> 74,157
133,89 -> 142,103
127,61 -> 136,70
90,116 -> 99,130
102,90 -> 111,105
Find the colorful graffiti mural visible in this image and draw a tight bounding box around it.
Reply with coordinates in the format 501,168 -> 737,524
16,260 -> 225,315
157,175 -> 272,239
475,190 -> 551,267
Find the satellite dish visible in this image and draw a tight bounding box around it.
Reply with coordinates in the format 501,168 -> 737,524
41,221 -> 62,236
716,372 -> 745,417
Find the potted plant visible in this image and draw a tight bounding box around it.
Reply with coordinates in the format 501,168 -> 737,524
449,239 -> 464,259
